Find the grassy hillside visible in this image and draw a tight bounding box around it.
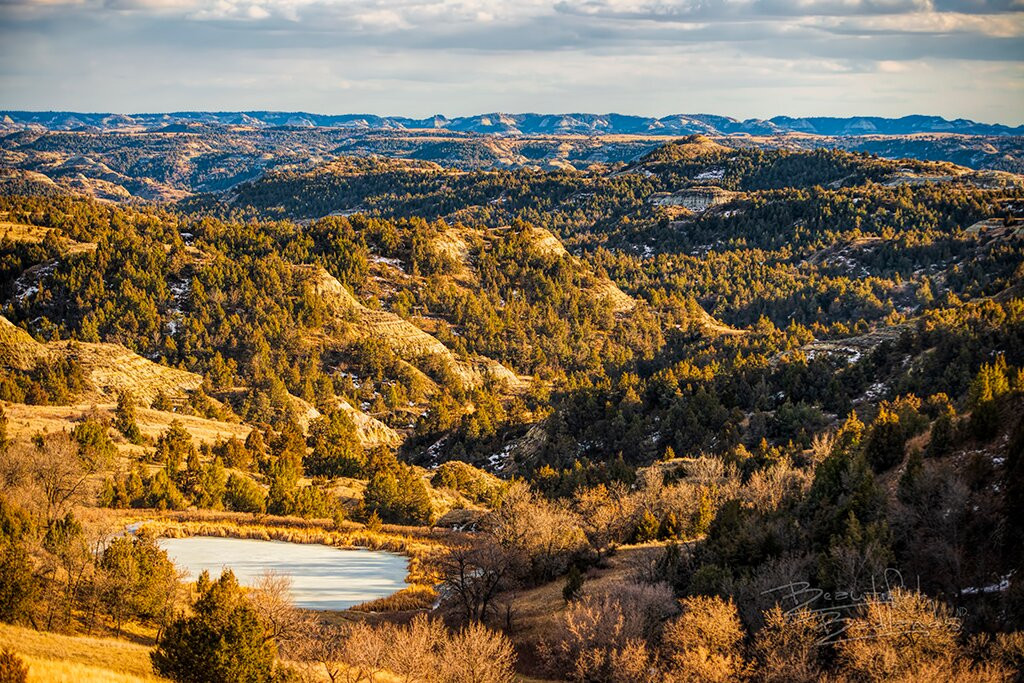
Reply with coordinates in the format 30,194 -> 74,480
0,623 -> 164,682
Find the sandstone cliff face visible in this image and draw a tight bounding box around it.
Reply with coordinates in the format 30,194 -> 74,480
520,226 -> 636,314
0,314 -> 399,449
305,265 -> 523,391
1,315 -> 202,404
335,397 -> 402,449
649,186 -> 738,213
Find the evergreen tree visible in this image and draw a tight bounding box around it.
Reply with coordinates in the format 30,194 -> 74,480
635,509 -> 659,543
0,497 -> 35,624
692,487 -> 714,536
266,455 -> 300,517
224,474 -> 267,514
152,570 -> 277,683
156,420 -> 194,478
115,391 -> 143,444
72,417 -> 116,464
659,510 -> 681,540
304,409 -> 364,477
864,407 -> 905,472
925,405 -> 957,458
562,564 -> 584,603
151,390 -> 173,412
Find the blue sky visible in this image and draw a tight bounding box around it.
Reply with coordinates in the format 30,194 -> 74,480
1,0 -> 1022,123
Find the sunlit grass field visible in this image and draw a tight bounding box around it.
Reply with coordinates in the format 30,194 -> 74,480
0,623 -> 164,682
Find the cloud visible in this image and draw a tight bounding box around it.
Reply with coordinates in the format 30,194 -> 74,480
0,0 -> 1021,121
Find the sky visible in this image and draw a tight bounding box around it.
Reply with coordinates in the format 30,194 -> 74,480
1,0 -> 1022,123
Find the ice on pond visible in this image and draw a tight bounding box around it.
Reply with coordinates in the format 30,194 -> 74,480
158,536 -> 409,611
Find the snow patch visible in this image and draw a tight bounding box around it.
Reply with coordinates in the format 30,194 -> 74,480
370,254 -> 404,272
694,168 -> 724,181
960,573 -> 1013,595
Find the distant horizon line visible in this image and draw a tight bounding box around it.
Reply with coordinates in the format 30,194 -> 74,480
2,109 -> 1021,127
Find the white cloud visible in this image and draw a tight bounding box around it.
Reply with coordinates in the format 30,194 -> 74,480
0,0 -> 1020,121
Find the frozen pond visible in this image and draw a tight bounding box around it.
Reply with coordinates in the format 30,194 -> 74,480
158,536 -> 409,611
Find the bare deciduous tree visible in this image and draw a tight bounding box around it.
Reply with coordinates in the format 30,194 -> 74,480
837,588 -> 961,681
541,581 -> 673,682
437,539 -> 511,623
27,431 -> 111,523
297,614 -> 516,683
751,606 -> 823,683
341,621 -> 390,683
250,571 -> 311,655
483,481 -> 586,584
298,622 -> 347,683
573,483 -> 635,558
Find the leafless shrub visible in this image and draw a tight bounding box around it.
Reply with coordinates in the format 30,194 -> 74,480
385,614 -> 443,682
298,621 -> 347,683
634,468 -> 664,512
661,595 -> 746,683
20,431 -> 110,523
541,580 -> 675,681
810,431 -> 835,464
586,580 -> 677,641
686,456 -> 726,488
572,483 -> 637,557
483,481 -> 586,583
438,620 -> 516,683
540,592 -> 639,681
742,461 -> 811,513
300,614 -> 515,683
436,538 -> 513,623
986,631 -> 1024,676
835,588 -> 961,682
606,639 -> 658,683
751,606 -> 823,683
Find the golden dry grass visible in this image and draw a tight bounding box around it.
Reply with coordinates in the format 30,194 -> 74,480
64,343 -> 204,404
2,401 -> 250,450
0,220 -> 97,254
334,397 -> 401,448
327,476 -> 369,505
0,623 -> 163,682
0,220 -> 50,243
0,314 -> 207,405
286,660 -> 406,683
20,655 -> 166,683
0,317 -> 46,371
507,543 -> 670,646
350,584 -> 438,613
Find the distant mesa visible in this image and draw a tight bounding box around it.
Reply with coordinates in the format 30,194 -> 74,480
2,111 -> 1020,137
639,135 -> 733,161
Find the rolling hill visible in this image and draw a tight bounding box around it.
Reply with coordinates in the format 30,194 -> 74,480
0,112 -> 1021,202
